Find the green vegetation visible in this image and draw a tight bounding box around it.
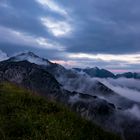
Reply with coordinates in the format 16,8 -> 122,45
0,82 -> 121,140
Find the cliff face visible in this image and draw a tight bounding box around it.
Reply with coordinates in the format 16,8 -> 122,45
0,60 -> 60,96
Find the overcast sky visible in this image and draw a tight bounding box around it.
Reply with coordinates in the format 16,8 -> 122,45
0,0 -> 140,72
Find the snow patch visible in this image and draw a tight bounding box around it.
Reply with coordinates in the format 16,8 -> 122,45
10,52 -> 51,66
126,105 -> 140,120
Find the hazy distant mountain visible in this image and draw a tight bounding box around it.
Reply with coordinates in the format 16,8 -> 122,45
74,68 -> 140,79
73,67 -> 116,78
116,72 -> 140,79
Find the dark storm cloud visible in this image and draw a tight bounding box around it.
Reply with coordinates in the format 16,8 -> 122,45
0,0 -> 140,70
0,0 -> 68,40
1,0 -> 140,53
59,0 -> 140,54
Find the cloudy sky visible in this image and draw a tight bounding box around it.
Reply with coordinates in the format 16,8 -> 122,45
0,0 -> 140,72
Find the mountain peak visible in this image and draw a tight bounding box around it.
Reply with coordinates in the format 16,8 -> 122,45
8,51 -> 51,66
17,51 -> 39,58
85,67 -> 99,70
73,67 -> 115,78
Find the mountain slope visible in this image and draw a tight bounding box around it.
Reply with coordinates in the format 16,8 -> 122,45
0,82 -> 121,140
1,52 -> 140,140
116,72 -> 140,79
0,60 -> 116,120
73,67 -> 115,78
9,52 -> 52,66
0,60 -> 61,97
8,52 -> 115,96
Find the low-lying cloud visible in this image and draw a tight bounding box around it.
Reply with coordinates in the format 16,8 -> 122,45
58,73 -> 140,120
99,78 -> 140,102
105,78 -> 140,91
126,105 -> 140,120
59,72 -> 140,103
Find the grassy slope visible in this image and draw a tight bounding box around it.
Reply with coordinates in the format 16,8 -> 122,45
0,82 -> 121,140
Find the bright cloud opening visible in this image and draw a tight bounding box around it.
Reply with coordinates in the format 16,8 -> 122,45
36,0 -> 67,16
41,17 -> 72,37
68,53 -> 140,64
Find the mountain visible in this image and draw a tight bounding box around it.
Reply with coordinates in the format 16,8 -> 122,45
74,67 -> 140,79
116,72 -> 140,79
0,59 -> 123,137
6,52 -> 138,105
0,59 -> 117,121
1,52 -> 140,140
8,52 -> 115,96
8,52 -> 75,78
2,51 -> 140,80
73,67 -> 116,78
9,51 -> 140,79
9,51 -> 52,66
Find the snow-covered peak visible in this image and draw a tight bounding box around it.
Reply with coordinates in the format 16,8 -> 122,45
9,51 -> 51,66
